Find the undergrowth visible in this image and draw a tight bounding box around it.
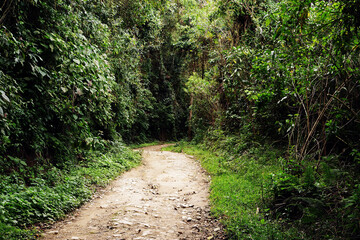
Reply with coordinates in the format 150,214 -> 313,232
165,129 -> 360,239
0,141 -> 141,240
163,134 -> 302,239
128,141 -> 163,149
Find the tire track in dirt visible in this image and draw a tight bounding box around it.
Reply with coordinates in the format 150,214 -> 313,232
42,145 -> 226,240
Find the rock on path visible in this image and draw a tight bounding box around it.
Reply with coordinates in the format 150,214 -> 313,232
42,145 -> 226,240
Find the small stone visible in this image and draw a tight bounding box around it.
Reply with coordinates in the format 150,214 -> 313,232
142,230 -> 151,236
48,231 -> 59,234
71,237 -> 80,240
118,220 -> 133,225
192,225 -> 200,231
186,217 -> 192,222
214,227 -> 221,232
180,203 -> 194,208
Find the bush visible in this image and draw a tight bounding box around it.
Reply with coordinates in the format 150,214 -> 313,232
0,223 -> 37,240
0,144 -> 140,238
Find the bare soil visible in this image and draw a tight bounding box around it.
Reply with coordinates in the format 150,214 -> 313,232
42,144 -> 226,240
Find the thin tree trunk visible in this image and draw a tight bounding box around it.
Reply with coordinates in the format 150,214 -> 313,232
188,94 -> 194,140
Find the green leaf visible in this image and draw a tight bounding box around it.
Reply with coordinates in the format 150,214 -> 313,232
1,91 -> 10,102
265,18 -> 271,27
37,68 -> 47,77
73,59 -> 80,64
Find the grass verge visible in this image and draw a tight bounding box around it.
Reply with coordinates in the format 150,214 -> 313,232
128,141 -> 164,149
0,141 -> 141,239
163,141 -> 301,239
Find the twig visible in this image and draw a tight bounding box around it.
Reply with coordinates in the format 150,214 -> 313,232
299,76 -> 351,160
0,0 -> 13,25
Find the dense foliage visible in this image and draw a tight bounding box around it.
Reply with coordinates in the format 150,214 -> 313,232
0,141 -> 140,239
0,0 -> 185,237
182,0 -> 360,238
1,0 -> 360,238
0,0 -> 191,170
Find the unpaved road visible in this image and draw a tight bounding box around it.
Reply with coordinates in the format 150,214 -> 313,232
42,145 -> 226,240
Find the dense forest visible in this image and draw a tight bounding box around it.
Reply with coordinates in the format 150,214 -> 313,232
0,0 -> 359,239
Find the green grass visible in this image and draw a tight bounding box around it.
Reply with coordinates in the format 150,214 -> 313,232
163,142 -> 302,239
0,142 -> 141,239
128,141 -> 163,149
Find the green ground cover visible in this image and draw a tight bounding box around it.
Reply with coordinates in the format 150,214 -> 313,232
163,140 -> 301,239
0,142 -> 141,240
129,141 -> 164,149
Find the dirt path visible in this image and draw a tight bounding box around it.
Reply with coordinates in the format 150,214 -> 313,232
42,145 -> 226,240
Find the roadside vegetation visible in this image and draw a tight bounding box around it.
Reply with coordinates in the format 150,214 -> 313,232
1,0 -> 359,239
0,141 -> 140,240
173,0 -> 360,239
0,0 -> 183,238
163,138 -> 294,239
129,141 -> 164,149
165,128 -> 359,239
